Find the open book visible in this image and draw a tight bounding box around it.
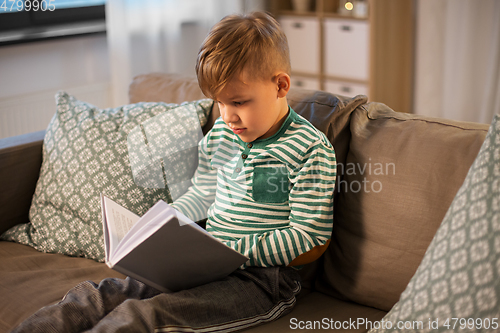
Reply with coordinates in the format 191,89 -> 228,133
100,194 -> 248,292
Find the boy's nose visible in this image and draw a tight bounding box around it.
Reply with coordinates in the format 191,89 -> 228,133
221,106 -> 239,124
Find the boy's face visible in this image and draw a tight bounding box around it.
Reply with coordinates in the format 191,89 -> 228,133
215,70 -> 290,143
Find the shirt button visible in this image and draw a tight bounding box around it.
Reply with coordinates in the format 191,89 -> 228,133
247,143 -> 253,148
235,168 -> 241,173
242,154 -> 248,159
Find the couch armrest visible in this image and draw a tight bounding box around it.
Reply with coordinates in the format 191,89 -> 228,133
0,130 -> 45,234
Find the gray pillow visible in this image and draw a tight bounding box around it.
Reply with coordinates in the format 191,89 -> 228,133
1,91 -> 213,262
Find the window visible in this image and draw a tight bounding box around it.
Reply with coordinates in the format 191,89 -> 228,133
0,0 -> 106,45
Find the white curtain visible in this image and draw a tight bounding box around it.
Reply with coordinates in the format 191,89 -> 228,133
106,0 -> 267,107
414,0 -> 500,124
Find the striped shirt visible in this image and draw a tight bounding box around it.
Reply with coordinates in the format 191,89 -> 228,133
173,107 -> 336,267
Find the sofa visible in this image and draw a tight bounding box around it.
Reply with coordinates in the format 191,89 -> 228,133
0,72 -> 495,333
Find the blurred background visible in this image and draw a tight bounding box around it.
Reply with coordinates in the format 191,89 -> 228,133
0,0 -> 498,139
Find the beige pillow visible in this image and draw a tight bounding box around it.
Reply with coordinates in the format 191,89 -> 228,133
317,102 -> 490,311
369,114 -> 500,332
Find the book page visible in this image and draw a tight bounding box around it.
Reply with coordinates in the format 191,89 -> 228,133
112,200 -> 176,264
102,196 -> 140,255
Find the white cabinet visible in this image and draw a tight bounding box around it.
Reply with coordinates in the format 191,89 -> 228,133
324,18 -> 369,81
324,79 -> 368,97
280,16 -> 320,74
281,15 -> 370,97
273,0 -> 415,113
291,75 -> 321,90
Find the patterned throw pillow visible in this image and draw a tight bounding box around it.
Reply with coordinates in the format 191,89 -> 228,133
369,115 -> 500,333
1,92 -> 213,262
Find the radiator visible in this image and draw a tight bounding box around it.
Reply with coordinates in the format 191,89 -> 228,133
0,82 -> 111,139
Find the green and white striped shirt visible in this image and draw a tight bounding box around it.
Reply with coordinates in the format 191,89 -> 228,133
173,107 -> 336,267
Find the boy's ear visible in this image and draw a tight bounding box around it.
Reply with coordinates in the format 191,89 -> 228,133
275,73 -> 291,98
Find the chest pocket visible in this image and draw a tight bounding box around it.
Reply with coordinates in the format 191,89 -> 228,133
252,165 -> 290,204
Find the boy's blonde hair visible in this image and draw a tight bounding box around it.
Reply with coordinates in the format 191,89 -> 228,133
196,11 -> 291,100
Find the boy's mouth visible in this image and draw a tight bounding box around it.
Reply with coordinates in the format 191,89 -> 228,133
231,127 -> 246,135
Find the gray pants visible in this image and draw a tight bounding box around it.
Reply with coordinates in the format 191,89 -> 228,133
12,266 -> 301,333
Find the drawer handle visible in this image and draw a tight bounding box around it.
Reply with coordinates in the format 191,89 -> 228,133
341,86 -> 352,93
292,22 -> 303,28
295,81 -> 304,87
341,25 -> 352,31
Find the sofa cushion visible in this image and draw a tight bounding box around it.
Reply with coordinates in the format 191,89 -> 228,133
369,114 -> 500,332
244,291 -> 387,333
0,241 -> 385,333
317,102 -> 490,311
0,241 -> 126,332
1,92 -> 213,261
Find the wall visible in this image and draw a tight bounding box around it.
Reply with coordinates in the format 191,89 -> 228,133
0,35 -> 111,139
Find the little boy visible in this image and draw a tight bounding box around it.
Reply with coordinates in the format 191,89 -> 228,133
12,11 -> 336,333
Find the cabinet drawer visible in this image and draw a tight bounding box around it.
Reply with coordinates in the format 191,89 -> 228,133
291,76 -> 320,90
325,18 -> 369,80
280,16 -> 320,74
324,80 -> 368,97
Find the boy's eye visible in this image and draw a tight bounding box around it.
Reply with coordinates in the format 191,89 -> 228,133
233,101 -> 246,106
